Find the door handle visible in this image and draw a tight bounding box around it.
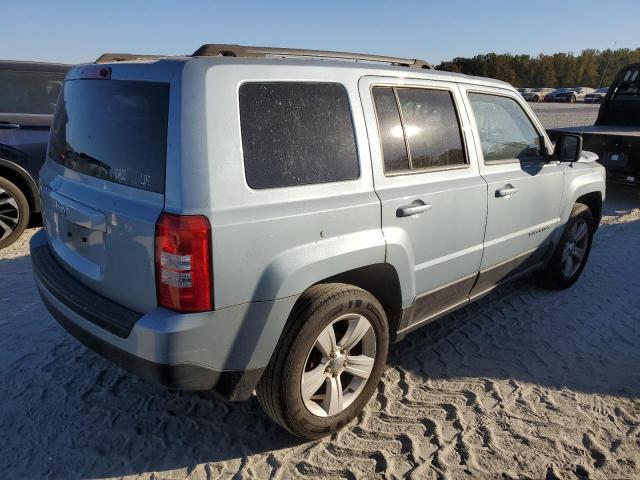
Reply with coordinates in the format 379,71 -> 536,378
0,123 -> 20,129
396,200 -> 432,217
495,184 -> 518,198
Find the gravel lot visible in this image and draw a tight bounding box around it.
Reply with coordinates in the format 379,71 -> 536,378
531,102 -> 600,130
1,103 -> 639,480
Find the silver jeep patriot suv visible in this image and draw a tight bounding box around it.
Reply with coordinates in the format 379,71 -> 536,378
31,44 -> 605,439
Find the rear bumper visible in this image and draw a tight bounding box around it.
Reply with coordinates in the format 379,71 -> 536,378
41,292 -> 263,397
30,230 -> 297,400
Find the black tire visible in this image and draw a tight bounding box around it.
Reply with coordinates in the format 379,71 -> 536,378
568,95 -> 576,104
0,176 -> 29,250
534,95 -> 540,102
256,283 -> 389,439
536,203 -> 594,290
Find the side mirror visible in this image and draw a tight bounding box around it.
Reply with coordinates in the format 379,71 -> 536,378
553,134 -> 583,162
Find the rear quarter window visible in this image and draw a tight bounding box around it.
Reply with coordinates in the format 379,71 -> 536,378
239,82 -> 359,189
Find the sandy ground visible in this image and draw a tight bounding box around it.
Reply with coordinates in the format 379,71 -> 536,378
1,105 -> 640,480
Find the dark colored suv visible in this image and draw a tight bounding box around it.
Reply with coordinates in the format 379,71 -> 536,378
0,60 -> 69,248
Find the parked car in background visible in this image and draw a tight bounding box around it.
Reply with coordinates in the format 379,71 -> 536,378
585,87 -> 609,103
544,87 -> 571,102
31,44 -> 605,440
517,87 -> 533,96
546,87 -> 595,103
522,87 -> 554,102
549,63 -> 640,186
0,60 -> 69,248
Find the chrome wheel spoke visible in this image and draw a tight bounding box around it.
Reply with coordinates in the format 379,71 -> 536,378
0,189 -> 19,240
572,246 -> 586,262
301,363 -> 328,400
562,256 -> 573,277
338,315 -> 372,351
0,196 -> 17,210
345,354 -> 374,379
315,324 -> 337,358
0,218 -> 16,240
574,222 -> 588,243
323,375 -> 344,416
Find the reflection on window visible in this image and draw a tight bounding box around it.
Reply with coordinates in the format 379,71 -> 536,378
0,71 -> 65,115
468,93 -> 541,162
372,86 -> 466,173
396,88 -> 465,169
372,87 -> 409,172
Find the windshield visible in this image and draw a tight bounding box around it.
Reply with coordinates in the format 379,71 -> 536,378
49,79 -> 170,193
598,88 -> 609,93
0,70 -> 65,115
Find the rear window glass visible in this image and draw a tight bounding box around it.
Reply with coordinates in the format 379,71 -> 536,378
49,79 -> 169,193
0,70 -> 65,115
239,82 -> 359,189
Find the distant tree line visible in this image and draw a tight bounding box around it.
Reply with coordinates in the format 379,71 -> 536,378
436,48 -> 640,88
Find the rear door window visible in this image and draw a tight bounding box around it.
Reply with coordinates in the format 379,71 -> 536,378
372,86 -> 466,173
0,70 -> 65,115
239,82 -> 359,189
49,79 -> 170,193
372,87 -> 409,172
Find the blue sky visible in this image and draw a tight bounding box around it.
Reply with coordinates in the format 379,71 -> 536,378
3,0 -> 638,65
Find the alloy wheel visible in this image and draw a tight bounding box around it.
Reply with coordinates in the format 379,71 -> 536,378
0,187 -> 20,241
561,218 -> 589,278
301,313 -> 377,417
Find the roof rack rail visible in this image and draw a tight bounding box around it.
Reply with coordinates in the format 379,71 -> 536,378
191,44 -> 434,69
95,53 -> 169,64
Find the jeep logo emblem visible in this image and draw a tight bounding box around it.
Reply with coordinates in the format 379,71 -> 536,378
54,200 -> 68,217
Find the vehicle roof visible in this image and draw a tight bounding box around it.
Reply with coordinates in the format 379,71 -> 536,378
0,60 -> 71,73
85,55 -> 514,90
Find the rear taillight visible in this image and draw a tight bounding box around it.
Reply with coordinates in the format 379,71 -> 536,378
155,212 -> 212,312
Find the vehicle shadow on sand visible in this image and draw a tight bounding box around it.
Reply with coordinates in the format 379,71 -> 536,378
387,184 -> 640,399
0,184 -> 638,479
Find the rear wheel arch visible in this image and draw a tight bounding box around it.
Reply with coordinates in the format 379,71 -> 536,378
267,263 -> 403,368
317,263 -> 403,337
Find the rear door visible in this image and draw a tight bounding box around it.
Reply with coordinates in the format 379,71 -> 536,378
359,76 -> 487,328
459,86 -> 564,296
39,62 -> 180,313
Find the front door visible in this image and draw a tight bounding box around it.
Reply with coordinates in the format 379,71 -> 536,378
459,86 -> 564,296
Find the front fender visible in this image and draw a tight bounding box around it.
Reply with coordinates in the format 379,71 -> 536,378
554,162 -> 606,242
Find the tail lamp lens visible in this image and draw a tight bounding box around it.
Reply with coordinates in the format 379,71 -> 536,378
155,213 -> 212,312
